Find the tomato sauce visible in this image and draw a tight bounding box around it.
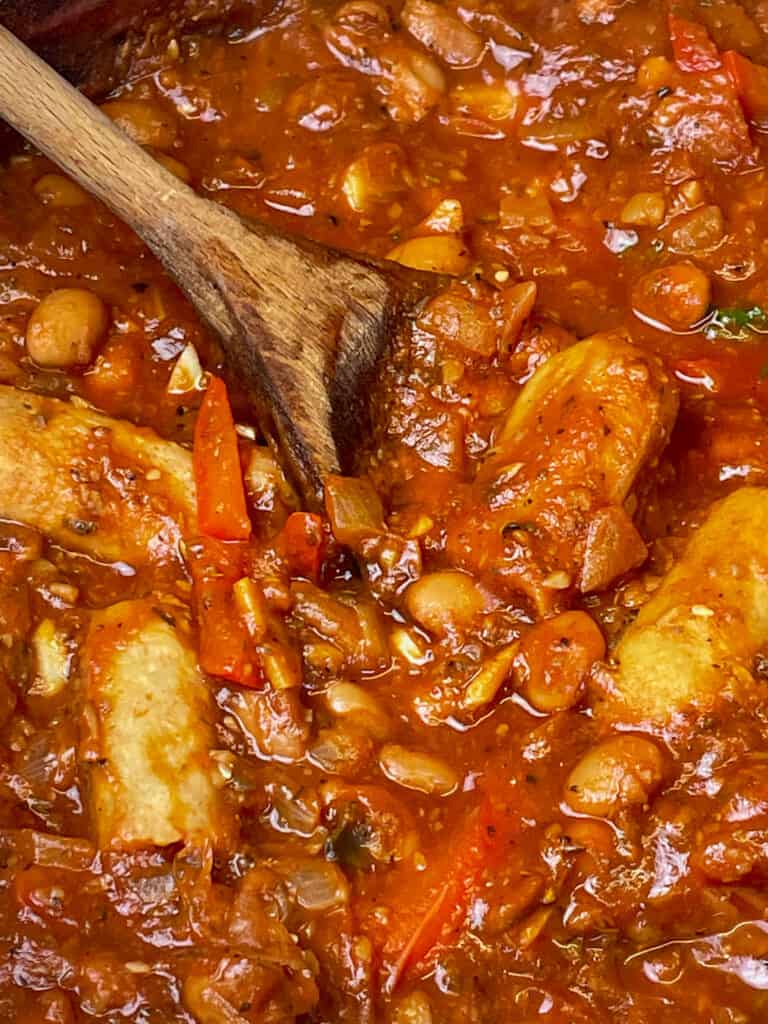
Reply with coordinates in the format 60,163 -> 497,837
2,0 -> 768,1021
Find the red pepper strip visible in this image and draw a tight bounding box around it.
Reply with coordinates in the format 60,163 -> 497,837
278,511 -> 327,581
723,49 -> 768,127
668,14 -> 721,73
188,537 -> 262,686
193,375 -> 252,541
388,795 -> 508,990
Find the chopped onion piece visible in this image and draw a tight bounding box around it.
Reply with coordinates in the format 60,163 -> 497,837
462,642 -> 519,712
167,343 -> 205,394
268,779 -> 322,837
281,857 -> 349,910
420,198 -> 464,234
233,577 -> 268,642
235,423 -> 257,440
324,473 -> 385,547
28,619 -> 70,698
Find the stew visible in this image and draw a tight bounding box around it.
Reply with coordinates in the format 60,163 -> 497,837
1,0 -> 768,1020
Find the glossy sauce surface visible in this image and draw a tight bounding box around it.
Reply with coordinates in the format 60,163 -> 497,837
3,0 -> 768,1021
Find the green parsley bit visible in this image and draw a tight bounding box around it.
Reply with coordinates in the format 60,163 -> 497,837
705,304 -> 768,341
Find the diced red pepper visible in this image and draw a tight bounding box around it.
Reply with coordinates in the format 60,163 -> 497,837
278,511 -> 327,581
188,537 -> 262,686
668,14 -> 721,73
193,375 -> 252,541
387,794 -> 511,990
724,49 -> 768,127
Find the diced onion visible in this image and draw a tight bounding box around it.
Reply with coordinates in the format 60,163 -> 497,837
420,199 -> 464,235
28,619 -> 70,698
462,642 -> 519,712
167,343 -> 205,394
309,724 -> 374,775
268,780 -> 321,837
390,627 -> 430,665
281,858 -> 349,910
387,235 -> 470,275
324,474 -> 385,547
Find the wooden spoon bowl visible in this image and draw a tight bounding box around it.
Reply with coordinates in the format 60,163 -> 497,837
0,24 -> 440,502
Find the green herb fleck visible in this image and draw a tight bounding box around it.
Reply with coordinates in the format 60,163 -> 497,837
705,304 -> 768,341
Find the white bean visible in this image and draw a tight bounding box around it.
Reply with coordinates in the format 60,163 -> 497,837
326,681 -> 391,740
379,743 -> 458,796
565,735 -> 664,817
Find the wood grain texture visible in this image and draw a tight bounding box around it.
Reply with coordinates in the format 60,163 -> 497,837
0,25 -> 436,501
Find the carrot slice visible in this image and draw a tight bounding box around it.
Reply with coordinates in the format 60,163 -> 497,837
193,375 -> 252,541
278,511 -> 326,581
189,537 -> 262,686
387,795 -> 509,990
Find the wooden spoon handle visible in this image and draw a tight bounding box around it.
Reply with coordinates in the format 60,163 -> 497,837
0,25 -> 351,491
0,24 -> 253,341
0,26 -> 420,500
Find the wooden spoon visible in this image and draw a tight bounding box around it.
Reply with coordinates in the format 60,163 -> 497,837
0,25 -> 438,502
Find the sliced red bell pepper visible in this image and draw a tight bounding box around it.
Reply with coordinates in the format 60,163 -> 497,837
668,14 -> 721,73
387,794 -> 510,990
277,511 -> 327,581
188,537 -> 262,686
724,49 -> 768,127
193,375 -> 252,541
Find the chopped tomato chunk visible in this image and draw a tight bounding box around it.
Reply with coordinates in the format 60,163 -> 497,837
724,49 -> 768,127
668,15 -> 721,73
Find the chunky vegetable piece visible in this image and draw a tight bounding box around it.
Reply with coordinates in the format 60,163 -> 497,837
632,261 -> 712,331
517,611 -> 605,713
724,49 -> 768,127
0,385 -> 195,566
669,14 -> 721,73
383,795 -> 510,987
600,488 -> 768,725
83,600 -> 233,848
447,333 -> 678,609
188,538 -> 260,684
8,0 -> 768,1020
193,375 -> 251,541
